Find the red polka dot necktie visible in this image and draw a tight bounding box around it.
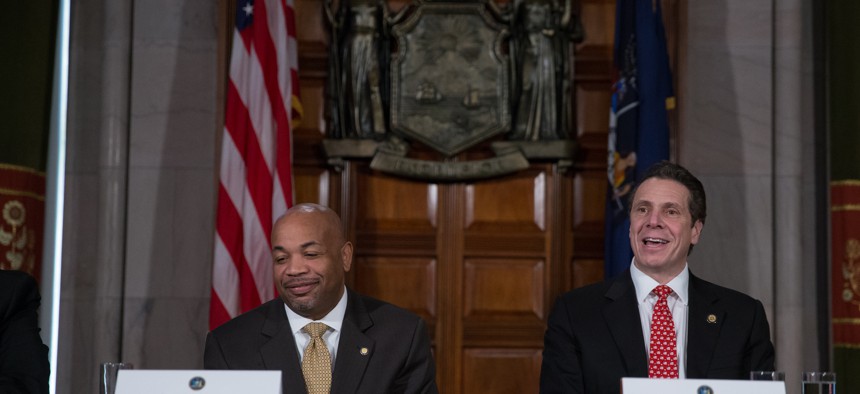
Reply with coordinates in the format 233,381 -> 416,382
302,322 -> 332,394
648,285 -> 679,379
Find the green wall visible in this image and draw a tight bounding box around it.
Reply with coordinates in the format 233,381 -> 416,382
0,1 -> 59,171
829,1 -> 860,394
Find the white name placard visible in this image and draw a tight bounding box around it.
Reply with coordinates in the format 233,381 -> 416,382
621,377 -> 785,394
116,370 -> 282,394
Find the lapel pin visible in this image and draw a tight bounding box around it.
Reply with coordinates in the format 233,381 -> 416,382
360,347 -> 369,356
707,314 -> 717,324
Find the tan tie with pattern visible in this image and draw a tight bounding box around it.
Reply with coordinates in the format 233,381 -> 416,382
302,322 -> 332,394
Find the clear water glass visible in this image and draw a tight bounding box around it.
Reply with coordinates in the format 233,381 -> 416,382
750,371 -> 785,381
802,371 -> 836,394
99,362 -> 134,394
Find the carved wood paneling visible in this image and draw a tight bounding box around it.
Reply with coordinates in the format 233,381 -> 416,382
463,258 -> 544,320
294,167 -> 330,205
293,0 -> 327,44
464,170 -> 546,232
462,348 -> 542,394
353,256 -> 437,320
571,0 -> 615,291
355,166 -> 437,232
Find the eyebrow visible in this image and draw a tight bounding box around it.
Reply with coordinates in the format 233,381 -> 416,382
300,241 -> 322,249
272,241 -> 322,253
632,200 -> 683,210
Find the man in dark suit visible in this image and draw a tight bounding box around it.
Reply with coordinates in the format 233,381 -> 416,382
204,203 -> 438,394
540,162 -> 775,394
0,269 -> 50,394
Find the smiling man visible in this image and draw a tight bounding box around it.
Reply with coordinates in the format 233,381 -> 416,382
204,203 -> 438,394
539,161 -> 775,394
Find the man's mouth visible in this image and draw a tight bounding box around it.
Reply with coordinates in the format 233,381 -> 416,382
643,237 -> 669,245
284,280 -> 319,295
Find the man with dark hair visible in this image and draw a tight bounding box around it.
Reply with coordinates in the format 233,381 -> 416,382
204,203 -> 438,394
540,161 -> 775,394
0,270 -> 50,394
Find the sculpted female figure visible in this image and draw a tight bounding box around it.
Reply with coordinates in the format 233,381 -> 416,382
510,0 -> 583,141
325,0 -> 393,139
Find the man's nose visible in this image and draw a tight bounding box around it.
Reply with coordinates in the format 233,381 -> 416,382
645,211 -> 663,227
283,258 -> 309,275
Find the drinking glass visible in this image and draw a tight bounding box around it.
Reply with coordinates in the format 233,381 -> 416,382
99,362 -> 134,394
750,371 -> 785,381
802,371 -> 836,394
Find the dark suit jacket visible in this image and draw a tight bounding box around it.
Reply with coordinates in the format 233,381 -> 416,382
204,289 -> 438,394
539,269 -> 775,394
0,270 -> 50,394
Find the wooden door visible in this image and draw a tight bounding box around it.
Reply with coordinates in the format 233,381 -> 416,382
281,0 -> 677,392
341,159 -> 570,393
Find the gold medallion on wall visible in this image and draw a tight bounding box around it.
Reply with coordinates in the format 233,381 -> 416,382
843,238 -> 860,311
0,164 -> 45,279
0,200 -> 36,272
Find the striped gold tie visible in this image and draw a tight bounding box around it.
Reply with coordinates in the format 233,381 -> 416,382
302,322 -> 332,394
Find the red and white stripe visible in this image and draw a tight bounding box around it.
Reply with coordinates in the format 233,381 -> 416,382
210,0 -> 302,329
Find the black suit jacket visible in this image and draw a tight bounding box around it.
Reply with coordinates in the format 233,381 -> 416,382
539,269 -> 775,394
204,289 -> 438,394
0,270 -> 49,394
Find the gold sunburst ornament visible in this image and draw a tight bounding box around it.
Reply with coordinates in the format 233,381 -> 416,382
843,238 -> 860,310
0,200 -> 31,272
2,200 -> 25,227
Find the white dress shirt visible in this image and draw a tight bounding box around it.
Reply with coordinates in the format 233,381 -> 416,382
630,261 -> 689,378
285,286 -> 348,365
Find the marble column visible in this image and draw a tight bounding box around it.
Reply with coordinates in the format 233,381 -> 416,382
61,0 -> 132,392
681,1 -> 775,309
120,0 -> 218,371
60,0 -> 219,392
681,2 -> 820,393
773,0 -> 819,386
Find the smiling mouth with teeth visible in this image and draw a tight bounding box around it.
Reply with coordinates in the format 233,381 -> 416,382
643,238 -> 669,245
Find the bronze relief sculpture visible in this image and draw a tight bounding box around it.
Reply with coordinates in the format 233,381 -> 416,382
324,0 -> 583,181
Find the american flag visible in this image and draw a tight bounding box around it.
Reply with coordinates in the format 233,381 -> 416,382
210,0 -> 302,329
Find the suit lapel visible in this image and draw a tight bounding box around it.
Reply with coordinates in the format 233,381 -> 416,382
331,290 -> 373,394
602,271 -> 649,377
685,273 -> 724,378
258,300 -> 308,394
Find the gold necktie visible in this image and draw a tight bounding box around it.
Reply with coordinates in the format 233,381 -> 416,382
302,322 -> 332,394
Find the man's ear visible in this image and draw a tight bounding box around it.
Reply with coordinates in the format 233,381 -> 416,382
690,220 -> 703,245
342,241 -> 354,272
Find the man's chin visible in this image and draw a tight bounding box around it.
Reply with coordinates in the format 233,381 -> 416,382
282,297 -> 316,316
633,258 -> 669,272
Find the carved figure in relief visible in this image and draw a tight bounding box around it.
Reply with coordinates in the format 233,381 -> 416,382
326,0 -> 405,139
509,0 -> 583,141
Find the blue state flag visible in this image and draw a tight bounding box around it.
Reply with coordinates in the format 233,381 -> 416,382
604,0 -> 674,279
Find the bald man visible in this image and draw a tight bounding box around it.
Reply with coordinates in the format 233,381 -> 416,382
204,203 -> 438,394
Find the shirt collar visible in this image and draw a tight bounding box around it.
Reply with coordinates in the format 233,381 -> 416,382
285,286 -> 349,334
630,259 -> 690,305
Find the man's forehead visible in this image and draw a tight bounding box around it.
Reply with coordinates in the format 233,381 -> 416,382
272,239 -> 325,252
632,179 -> 690,204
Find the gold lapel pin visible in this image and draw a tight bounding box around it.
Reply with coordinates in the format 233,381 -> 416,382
360,347 -> 369,356
707,314 -> 717,324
